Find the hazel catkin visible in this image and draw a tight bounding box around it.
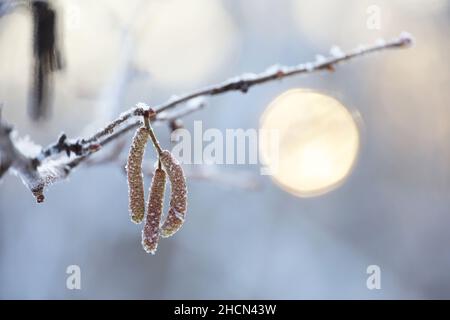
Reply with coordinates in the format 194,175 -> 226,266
159,150 -> 187,238
125,126 -> 148,224
142,166 -> 166,254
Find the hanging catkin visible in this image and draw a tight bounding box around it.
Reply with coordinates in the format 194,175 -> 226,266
142,166 -> 166,254
126,126 -> 148,224
159,150 -> 187,238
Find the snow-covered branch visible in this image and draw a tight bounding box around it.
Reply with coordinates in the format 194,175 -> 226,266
0,33 -> 413,202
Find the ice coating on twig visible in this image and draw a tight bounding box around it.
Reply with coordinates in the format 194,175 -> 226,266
0,33 -> 413,202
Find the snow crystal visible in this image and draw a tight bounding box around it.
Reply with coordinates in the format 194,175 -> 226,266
280,66 -> 293,74
375,38 -> 386,46
315,54 -> 326,64
168,95 -> 180,103
399,31 -> 414,46
305,62 -> 314,71
329,46 -> 345,58
186,96 -> 207,109
224,76 -> 240,84
136,102 -> 148,109
264,64 -> 282,75
355,45 -> 366,54
14,135 -> 42,158
38,158 -> 70,183
240,73 -> 258,81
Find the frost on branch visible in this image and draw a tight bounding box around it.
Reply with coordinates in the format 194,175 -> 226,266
0,33 -> 413,203
0,113 -> 70,202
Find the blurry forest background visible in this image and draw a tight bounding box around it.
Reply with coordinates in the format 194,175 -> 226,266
0,0 -> 449,299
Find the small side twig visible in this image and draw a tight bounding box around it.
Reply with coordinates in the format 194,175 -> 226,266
37,33 -> 413,163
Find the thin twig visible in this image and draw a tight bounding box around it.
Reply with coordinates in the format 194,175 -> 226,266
153,33 -> 413,114
0,33 -> 413,201
37,33 -> 412,163
66,119 -> 141,169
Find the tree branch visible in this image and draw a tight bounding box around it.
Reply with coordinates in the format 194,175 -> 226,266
0,33 -> 413,202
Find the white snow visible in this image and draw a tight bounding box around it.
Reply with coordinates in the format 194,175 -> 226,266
14,135 -> 42,158
305,62 -> 314,71
329,45 -> 345,58
315,54 -> 326,64
375,38 -> 386,46
264,64 -> 282,75
399,31 -> 414,46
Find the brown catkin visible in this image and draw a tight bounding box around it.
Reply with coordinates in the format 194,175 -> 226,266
142,167 -> 166,254
159,150 -> 187,238
125,126 -> 148,224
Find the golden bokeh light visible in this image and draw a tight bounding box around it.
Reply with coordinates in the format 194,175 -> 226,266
259,89 -> 360,197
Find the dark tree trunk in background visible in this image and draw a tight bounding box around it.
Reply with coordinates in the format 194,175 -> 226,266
30,0 -> 62,121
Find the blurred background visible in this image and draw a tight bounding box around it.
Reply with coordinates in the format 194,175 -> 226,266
0,0 -> 449,299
